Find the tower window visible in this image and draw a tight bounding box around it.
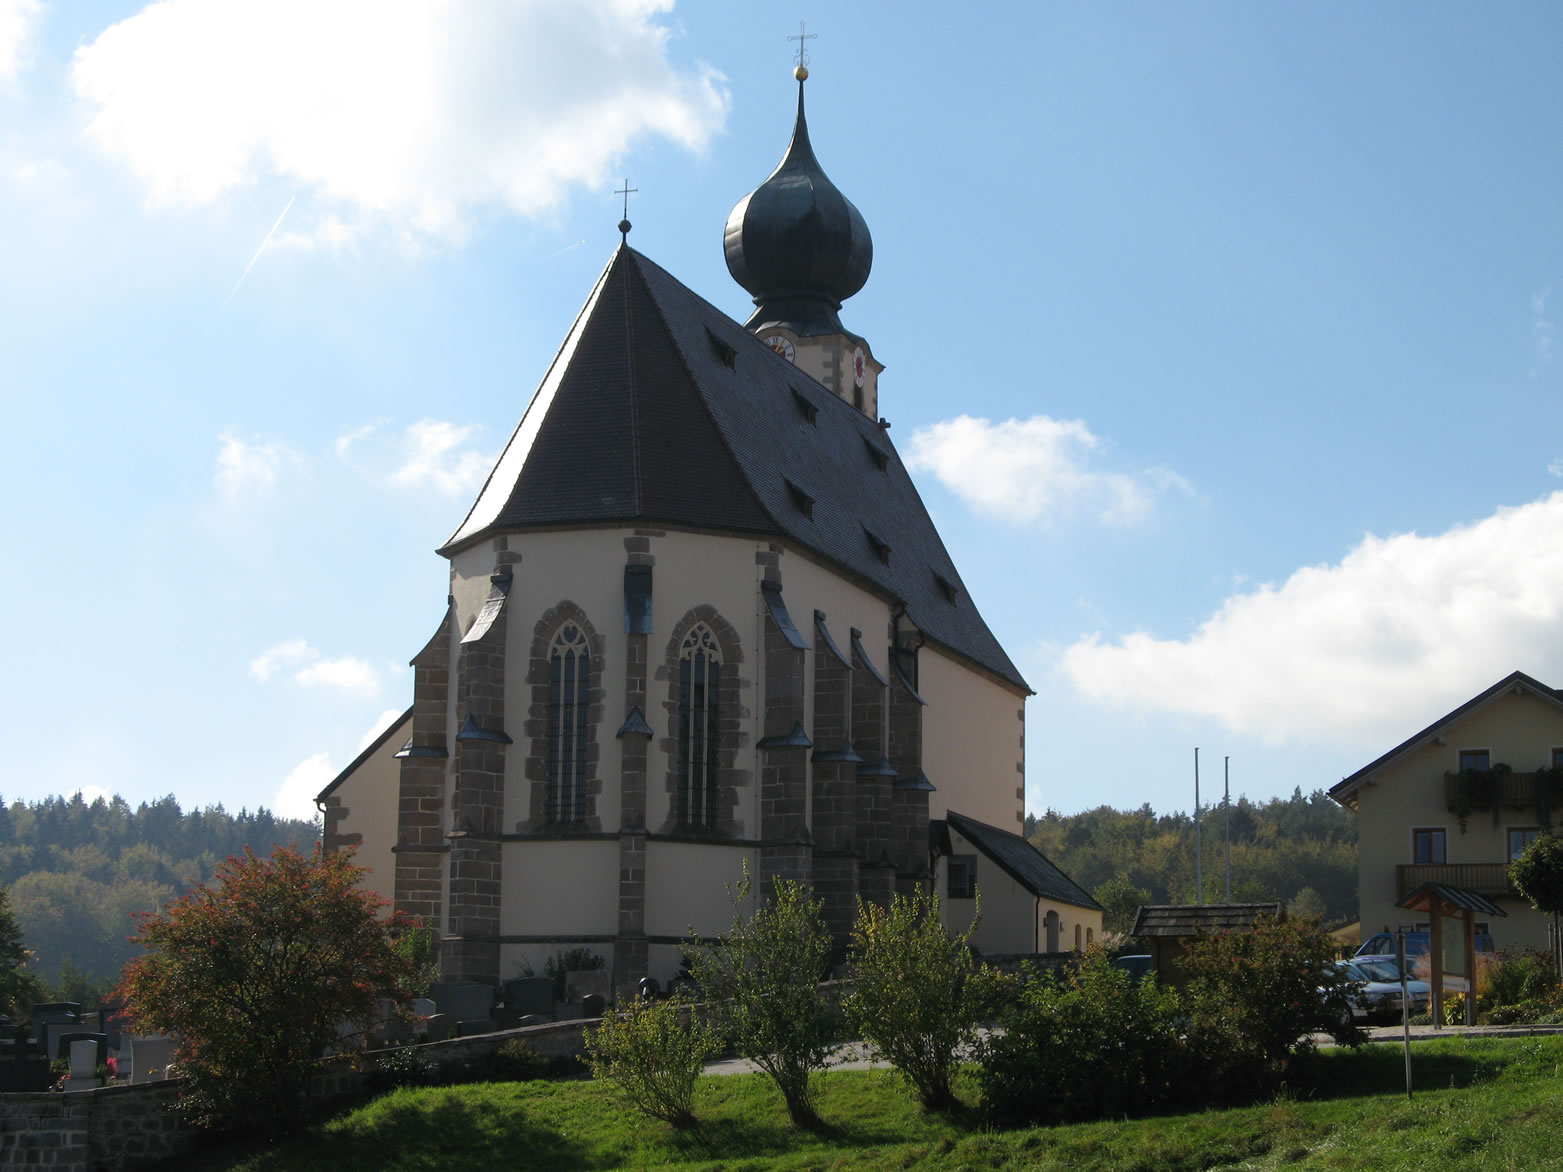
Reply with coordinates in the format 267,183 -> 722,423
677,624 -> 722,829
547,623 -> 591,823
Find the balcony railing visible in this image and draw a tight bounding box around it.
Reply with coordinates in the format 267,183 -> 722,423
1442,770 -> 1546,810
1396,862 -> 1515,900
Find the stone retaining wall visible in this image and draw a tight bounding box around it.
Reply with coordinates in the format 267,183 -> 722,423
0,1081 -> 188,1171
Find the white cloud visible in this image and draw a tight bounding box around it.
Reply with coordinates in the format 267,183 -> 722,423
1061,492 -> 1563,748
215,429 -> 301,497
70,0 -> 729,245
274,751 -> 333,821
295,655 -> 381,698
1533,289 -> 1554,371
0,0 -> 41,82
358,708 -> 406,752
251,641 -> 380,696
1550,458 -> 1563,478
389,420 -> 491,496
904,414 -> 1190,526
249,638 -> 315,682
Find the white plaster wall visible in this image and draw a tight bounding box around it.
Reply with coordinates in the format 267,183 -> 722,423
328,714 -> 408,911
1355,689 -> 1563,950
919,650 -> 1026,829
501,839 -> 619,936
938,830 -> 1103,956
644,841 -> 757,939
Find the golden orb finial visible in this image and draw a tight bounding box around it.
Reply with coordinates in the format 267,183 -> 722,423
794,63 -> 808,81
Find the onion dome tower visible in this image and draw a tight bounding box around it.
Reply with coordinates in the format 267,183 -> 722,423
725,64 -> 884,417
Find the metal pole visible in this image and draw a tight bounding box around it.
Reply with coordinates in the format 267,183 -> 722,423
1195,748 -> 1202,906
1224,755 -> 1232,903
1398,927 -> 1413,1099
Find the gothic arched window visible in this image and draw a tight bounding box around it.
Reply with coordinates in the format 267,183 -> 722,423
548,623 -> 591,823
676,624 -> 721,828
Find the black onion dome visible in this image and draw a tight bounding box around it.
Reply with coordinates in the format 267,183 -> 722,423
724,79 -> 873,337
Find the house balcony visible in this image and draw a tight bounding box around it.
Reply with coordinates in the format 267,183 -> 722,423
1442,770 -> 1547,811
1396,862 -> 1516,900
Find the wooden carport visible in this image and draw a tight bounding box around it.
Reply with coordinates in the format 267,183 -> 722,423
1395,882 -> 1507,1027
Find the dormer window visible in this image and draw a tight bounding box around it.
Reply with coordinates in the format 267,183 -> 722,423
864,437 -> 889,472
934,572 -> 957,604
706,327 -> 737,369
864,527 -> 890,565
785,479 -> 815,519
791,388 -> 818,424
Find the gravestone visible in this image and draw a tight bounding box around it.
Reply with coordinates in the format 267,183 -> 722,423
424,1013 -> 455,1043
497,978 -> 554,1027
410,998 -> 436,1019
455,1018 -> 498,1037
129,1035 -> 174,1084
66,1039 -> 102,1089
564,970 -> 611,1005
580,993 -> 606,1019
428,980 -> 494,1024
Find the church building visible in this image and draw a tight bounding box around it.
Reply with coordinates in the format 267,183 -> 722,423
319,68 -> 1102,990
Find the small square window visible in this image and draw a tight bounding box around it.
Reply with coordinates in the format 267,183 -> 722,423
1413,827 -> 1446,864
947,855 -> 976,899
1552,747 -> 1563,769
1459,749 -> 1490,772
1509,827 -> 1541,862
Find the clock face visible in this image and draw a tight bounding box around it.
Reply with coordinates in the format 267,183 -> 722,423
852,346 -> 866,387
763,335 -> 796,363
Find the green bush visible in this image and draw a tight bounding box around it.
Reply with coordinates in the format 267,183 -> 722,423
975,950 -> 1185,1127
1179,914 -> 1362,1082
843,889 -> 980,1113
585,998 -> 716,1129
688,867 -> 838,1128
1484,947 -> 1559,1009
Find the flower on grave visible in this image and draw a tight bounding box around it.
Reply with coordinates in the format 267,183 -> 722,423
105,1056 -> 117,1077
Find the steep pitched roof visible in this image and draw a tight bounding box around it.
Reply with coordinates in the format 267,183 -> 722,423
445,245 -> 1027,692
941,811 -> 1100,910
1328,670 -> 1563,810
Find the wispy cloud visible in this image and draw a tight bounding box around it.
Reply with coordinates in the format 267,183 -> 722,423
1061,492 -> 1563,748
339,419 -> 491,497
273,751 -> 333,821
222,193 -> 294,308
1533,289 -> 1554,374
904,414 -> 1191,526
251,640 -> 382,697
0,0 -> 41,82
70,0 -> 730,247
215,429 -> 302,497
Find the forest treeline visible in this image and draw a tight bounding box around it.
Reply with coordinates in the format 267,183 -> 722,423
0,793 -> 319,989
1027,787 -> 1357,935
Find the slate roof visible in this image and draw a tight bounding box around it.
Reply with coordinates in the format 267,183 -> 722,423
1131,903 -> 1283,938
1327,670 -> 1563,810
444,245 -> 1028,692
941,811 -> 1100,910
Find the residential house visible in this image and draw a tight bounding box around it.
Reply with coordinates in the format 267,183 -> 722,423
1329,670 -> 1563,951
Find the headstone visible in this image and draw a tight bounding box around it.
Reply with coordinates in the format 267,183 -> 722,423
564,970 -> 611,1004
503,978 -> 555,1020
65,1039 -> 101,1089
428,980 -> 494,1023
55,1033 -> 106,1067
455,1018 -> 497,1038
410,998 -> 436,1019
424,1013 -> 455,1043
580,993 -> 606,1019
129,1036 -> 174,1084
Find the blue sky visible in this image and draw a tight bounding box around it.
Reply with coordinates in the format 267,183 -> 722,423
4,1 -> 1563,823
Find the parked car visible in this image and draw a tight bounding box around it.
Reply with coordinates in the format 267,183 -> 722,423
1355,930 -> 1494,966
1332,958 -> 1431,1023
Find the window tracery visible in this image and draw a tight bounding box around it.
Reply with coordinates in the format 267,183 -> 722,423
548,622 -> 591,823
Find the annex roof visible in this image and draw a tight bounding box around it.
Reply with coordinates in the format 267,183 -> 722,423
1397,883 -> 1507,919
1328,671 -> 1563,811
1131,902 -> 1284,937
315,707 -> 413,804
939,811 -> 1101,911
443,245 -> 1027,692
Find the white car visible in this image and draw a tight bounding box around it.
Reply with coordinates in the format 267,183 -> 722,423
1335,959 -> 1431,1022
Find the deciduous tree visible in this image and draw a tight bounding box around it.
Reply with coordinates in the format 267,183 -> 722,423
116,845 -> 411,1132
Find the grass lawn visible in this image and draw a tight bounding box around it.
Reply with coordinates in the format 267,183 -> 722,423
182,1036 -> 1563,1171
